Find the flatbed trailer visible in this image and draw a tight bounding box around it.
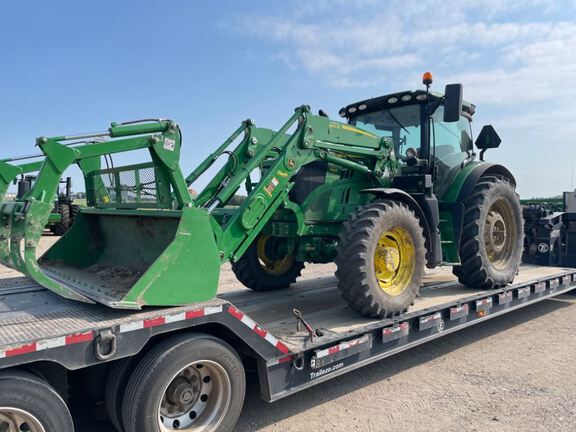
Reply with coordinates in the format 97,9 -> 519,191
0,264 -> 575,431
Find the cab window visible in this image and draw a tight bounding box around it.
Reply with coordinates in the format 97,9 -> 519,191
431,106 -> 472,172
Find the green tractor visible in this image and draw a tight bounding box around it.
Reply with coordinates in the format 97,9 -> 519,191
0,74 -> 523,317
0,158 -> 79,235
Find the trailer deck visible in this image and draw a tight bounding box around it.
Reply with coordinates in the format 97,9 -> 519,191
0,264 -> 573,371
223,264 -> 571,351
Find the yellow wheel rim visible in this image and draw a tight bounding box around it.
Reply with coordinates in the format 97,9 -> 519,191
374,227 -> 415,296
256,235 -> 295,275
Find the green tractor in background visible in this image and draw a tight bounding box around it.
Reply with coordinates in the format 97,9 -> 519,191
0,158 -> 79,235
0,73 -> 523,317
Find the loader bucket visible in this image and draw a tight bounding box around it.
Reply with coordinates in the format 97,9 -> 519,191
0,119 -> 226,308
36,207 -> 222,309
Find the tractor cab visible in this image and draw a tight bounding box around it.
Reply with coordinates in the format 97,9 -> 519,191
339,76 -> 476,197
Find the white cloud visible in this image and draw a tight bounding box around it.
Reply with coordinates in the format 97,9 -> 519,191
236,1 -> 576,100
233,0 -> 576,196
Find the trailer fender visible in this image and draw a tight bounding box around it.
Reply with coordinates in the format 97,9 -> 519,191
360,188 -> 441,267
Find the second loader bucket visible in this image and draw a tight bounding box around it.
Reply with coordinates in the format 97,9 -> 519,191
38,207 -> 221,309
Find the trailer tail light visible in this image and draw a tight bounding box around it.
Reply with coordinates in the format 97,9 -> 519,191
549,278 -> 560,291
498,291 -> 513,305
534,282 -> 546,294
382,322 -> 409,343
517,287 -> 531,299
310,334 -> 372,369
449,304 -> 469,320
476,298 -> 492,313
419,312 -> 442,330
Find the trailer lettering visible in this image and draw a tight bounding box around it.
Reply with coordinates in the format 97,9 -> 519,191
310,362 -> 344,380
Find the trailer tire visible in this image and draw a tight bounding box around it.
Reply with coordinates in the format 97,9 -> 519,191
232,234 -> 304,291
52,204 -> 70,236
0,371 -> 74,432
336,201 -> 426,318
122,333 -> 245,432
453,176 -> 523,289
106,357 -> 136,432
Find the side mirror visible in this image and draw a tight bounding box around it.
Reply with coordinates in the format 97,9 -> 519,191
443,83 -> 463,122
475,125 -> 501,160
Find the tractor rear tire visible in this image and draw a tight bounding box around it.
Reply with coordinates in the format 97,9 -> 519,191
70,204 -> 80,226
453,176 -> 523,289
51,204 -> 70,236
232,234 -> 304,291
336,201 -> 426,318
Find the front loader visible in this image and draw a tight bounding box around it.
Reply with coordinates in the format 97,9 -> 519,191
0,73 -> 523,317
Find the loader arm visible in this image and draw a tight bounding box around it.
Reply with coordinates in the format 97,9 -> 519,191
186,106 -> 395,264
3,110 -> 393,309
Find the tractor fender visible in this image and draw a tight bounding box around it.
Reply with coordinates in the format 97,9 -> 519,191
361,188 -> 441,267
361,188 -> 423,212
454,162 -> 516,203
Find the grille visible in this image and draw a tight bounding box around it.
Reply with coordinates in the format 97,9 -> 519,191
91,162 -> 169,208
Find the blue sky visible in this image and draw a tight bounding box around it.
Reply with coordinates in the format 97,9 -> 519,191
1,0 -> 575,197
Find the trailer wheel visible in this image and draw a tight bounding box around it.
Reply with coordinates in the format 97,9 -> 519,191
0,371 -> 74,432
336,201 -> 426,318
106,357 -> 136,432
51,204 -> 70,236
453,176 -> 523,288
231,234 -> 304,291
122,333 -> 245,432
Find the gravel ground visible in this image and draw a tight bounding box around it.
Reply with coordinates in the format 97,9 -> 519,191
24,236 -> 576,431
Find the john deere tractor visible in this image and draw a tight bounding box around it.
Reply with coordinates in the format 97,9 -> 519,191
0,73 -> 523,317
0,158 -> 79,235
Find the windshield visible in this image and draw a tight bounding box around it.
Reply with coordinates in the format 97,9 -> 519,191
350,103 -> 474,195
350,103 -> 473,174
351,105 -> 421,161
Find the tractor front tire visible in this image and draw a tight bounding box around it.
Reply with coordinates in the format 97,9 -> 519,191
453,176 -> 523,289
336,201 -> 426,318
232,234 -> 304,291
51,204 -> 70,236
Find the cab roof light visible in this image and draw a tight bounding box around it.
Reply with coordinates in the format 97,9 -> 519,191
422,71 -> 433,86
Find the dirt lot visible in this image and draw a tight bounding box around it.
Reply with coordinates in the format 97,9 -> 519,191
23,237 -> 576,431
